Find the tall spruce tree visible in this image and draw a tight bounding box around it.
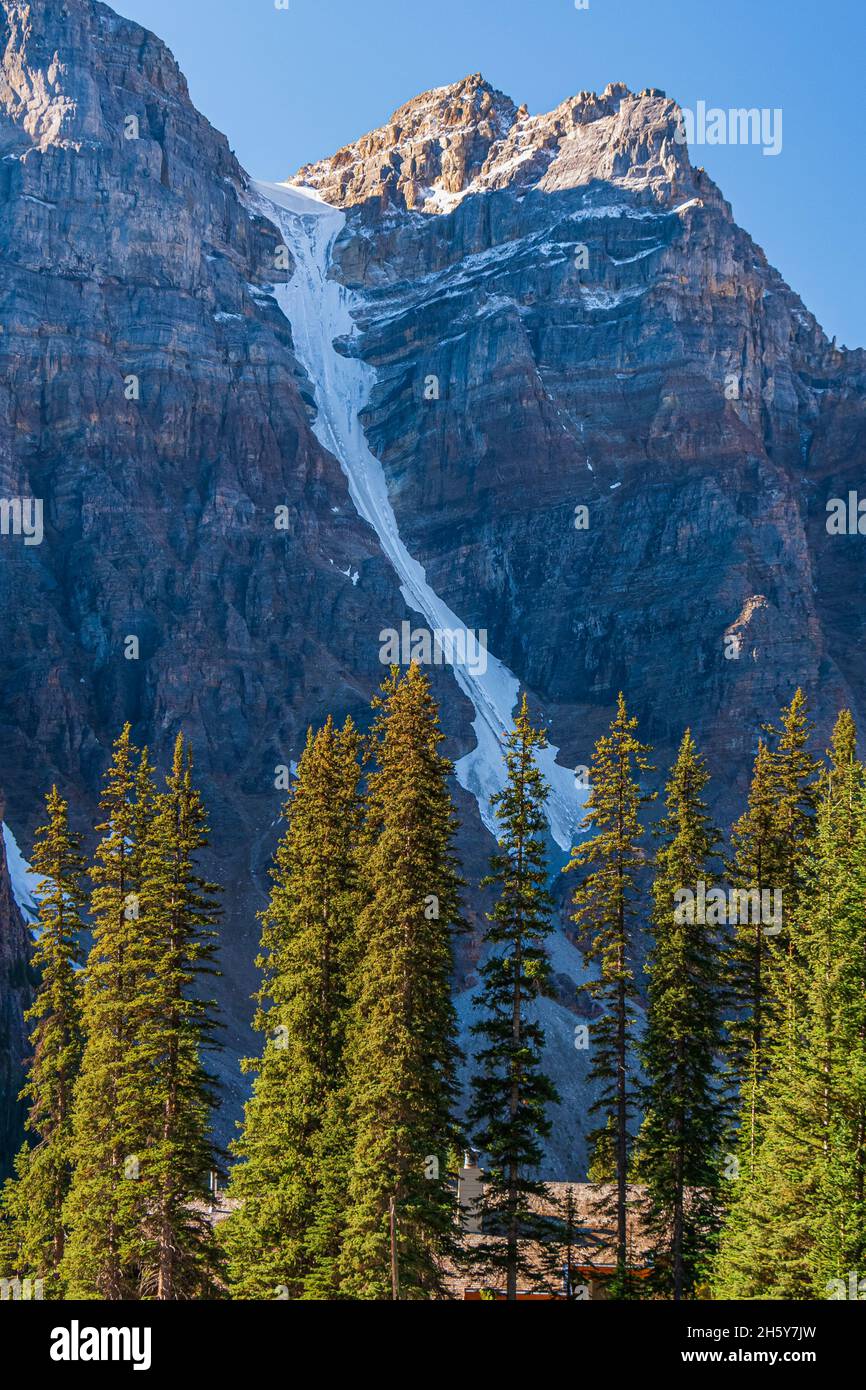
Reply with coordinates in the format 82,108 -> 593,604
763,689 -> 821,926
62,728 -> 155,1299
637,731 -> 725,1299
712,957 -> 825,1300
762,690 -> 821,1050
467,695 -> 560,1300
809,712 -> 866,1291
0,788 -> 85,1297
567,692 -> 654,1297
136,734 -> 222,1299
724,740 -> 780,1167
339,665 -> 463,1300
712,1047 -> 823,1298
561,1185 -> 582,1300
301,1089 -> 354,1300
223,717 -> 362,1300
713,697 -> 823,1299
723,694 -> 820,1178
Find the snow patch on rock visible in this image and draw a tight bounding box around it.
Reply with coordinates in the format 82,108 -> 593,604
251,179 -> 585,850
2,822 -> 40,924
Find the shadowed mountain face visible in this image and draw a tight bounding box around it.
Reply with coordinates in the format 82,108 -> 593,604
0,4 -> 864,1171
296,72 -> 866,797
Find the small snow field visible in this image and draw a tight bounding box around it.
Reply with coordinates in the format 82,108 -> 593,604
2,822 -> 40,925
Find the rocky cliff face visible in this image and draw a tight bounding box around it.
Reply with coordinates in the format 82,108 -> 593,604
0,792 -> 33,1179
295,75 -> 866,805
1,5 -> 865,1173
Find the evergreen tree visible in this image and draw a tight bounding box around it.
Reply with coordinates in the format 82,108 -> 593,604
339,666 -> 463,1300
567,692 -> 654,1297
713,700 -> 824,1299
223,717 -> 362,1300
763,689 -> 821,925
301,1089 -> 354,1300
712,966 -> 825,1302
62,728 -> 155,1299
561,1185 -> 582,1300
0,788 -> 85,1297
724,741 -> 780,1167
724,694 -> 820,1176
136,734 -> 222,1299
762,690 -> 821,1045
586,1116 -> 617,1182
801,712 -> 866,1293
467,695 -> 560,1300
637,731 -> 725,1299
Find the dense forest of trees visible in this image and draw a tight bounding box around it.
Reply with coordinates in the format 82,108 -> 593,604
2,670 -> 865,1300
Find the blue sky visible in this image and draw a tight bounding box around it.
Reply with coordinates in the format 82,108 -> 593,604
113,0 -> 865,348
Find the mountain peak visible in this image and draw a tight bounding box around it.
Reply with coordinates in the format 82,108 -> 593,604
291,77 -> 693,215
292,72 -> 519,213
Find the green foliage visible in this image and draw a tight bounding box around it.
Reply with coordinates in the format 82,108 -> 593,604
724,740 -> 780,1164
223,716 -> 362,1300
61,728 -> 222,1299
808,712 -> 866,1289
467,694 -> 560,1299
726,692 -> 821,1127
6,680 -> 866,1304
134,734 -> 222,1299
637,730 -> 725,1299
301,1089 -> 354,1300
0,787 -> 85,1298
586,1117 -> 617,1182
61,727 -> 153,1299
567,693 -> 654,1297
338,666 -> 463,1300
714,701 -> 855,1299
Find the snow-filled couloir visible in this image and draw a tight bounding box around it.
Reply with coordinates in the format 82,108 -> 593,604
250,179 -> 585,849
